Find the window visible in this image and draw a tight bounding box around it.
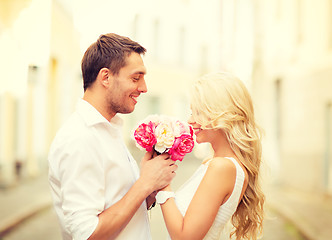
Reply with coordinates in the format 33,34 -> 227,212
179,26 -> 186,66
132,14 -> 139,39
275,79 -> 282,140
296,0 -> 303,44
329,0 -> 332,49
153,18 -> 160,60
324,101 -> 332,193
199,44 -> 208,75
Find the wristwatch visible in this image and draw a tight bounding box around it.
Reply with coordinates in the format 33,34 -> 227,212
156,191 -> 175,204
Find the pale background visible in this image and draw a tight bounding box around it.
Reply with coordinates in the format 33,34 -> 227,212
0,0 -> 332,238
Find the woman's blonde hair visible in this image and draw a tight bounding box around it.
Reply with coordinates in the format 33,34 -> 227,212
190,72 -> 265,240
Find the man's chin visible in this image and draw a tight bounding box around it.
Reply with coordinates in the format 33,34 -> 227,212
119,107 -> 135,114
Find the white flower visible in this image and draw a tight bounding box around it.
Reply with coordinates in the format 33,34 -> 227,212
154,121 -> 175,153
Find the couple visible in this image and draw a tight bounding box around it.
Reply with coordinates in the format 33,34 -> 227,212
48,33 -> 265,240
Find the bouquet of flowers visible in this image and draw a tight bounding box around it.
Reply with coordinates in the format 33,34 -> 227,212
133,115 -> 194,161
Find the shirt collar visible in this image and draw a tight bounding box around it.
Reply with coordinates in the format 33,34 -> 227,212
76,98 -> 124,128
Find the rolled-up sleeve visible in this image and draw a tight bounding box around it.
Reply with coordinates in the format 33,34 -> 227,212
56,133 -> 105,240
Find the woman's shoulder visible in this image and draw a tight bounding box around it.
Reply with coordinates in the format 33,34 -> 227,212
206,157 -> 237,178
208,157 -> 236,168
203,157 -> 238,204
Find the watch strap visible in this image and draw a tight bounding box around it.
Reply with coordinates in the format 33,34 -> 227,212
156,191 -> 175,204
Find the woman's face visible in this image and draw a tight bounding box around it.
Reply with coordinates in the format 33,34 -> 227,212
188,114 -> 220,144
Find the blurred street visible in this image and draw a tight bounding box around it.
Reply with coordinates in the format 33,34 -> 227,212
0,153 -> 313,240
1,199 -> 306,240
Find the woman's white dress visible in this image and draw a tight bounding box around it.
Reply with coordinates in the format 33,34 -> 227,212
167,157 -> 245,240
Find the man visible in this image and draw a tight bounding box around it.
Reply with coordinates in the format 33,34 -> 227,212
48,33 -> 177,240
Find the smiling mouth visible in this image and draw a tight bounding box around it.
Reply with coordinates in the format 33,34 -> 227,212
130,95 -> 139,104
193,128 -> 201,134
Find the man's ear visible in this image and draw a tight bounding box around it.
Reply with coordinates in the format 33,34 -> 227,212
98,68 -> 111,88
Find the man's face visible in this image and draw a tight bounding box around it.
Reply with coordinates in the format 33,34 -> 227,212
106,52 -> 147,116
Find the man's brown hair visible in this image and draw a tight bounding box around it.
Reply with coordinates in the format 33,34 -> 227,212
81,33 -> 146,91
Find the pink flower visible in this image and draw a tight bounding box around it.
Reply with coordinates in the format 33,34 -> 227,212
133,114 -> 195,162
174,120 -> 194,137
168,134 -> 194,161
188,125 -> 194,137
134,121 -> 157,152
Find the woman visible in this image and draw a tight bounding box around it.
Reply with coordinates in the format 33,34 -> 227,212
155,72 -> 265,240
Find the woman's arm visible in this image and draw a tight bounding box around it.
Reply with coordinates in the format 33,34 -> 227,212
160,158 -> 237,240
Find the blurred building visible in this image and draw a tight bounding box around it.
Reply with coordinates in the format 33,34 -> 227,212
121,0 -> 332,198
1,0 -> 331,199
149,0 -> 332,197
204,0 -> 332,196
0,0 -> 81,187
248,0 -> 332,195
116,0 -> 225,154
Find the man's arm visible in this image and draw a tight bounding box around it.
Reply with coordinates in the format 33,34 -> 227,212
88,152 -> 177,240
88,178 -> 153,239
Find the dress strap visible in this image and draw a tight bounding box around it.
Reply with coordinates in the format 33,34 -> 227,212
203,158 -> 213,165
224,157 -> 245,177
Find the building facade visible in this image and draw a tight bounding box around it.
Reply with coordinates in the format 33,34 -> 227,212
0,0 -> 81,187
1,0 -> 331,198
250,0 -> 332,194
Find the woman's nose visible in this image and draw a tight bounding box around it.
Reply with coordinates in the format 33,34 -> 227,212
188,115 -> 195,124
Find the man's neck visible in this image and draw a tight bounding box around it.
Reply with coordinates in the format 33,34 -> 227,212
83,90 -> 115,122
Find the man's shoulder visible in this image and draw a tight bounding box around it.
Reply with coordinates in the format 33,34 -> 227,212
50,112 -> 93,151
58,112 -> 85,134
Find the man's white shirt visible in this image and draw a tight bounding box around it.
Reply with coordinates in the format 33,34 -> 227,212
48,99 -> 151,240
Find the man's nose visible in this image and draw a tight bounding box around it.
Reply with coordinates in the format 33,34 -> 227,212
138,79 -> 147,93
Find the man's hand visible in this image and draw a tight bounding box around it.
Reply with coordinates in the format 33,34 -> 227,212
139,152 -> 178,193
